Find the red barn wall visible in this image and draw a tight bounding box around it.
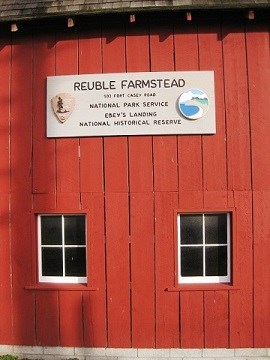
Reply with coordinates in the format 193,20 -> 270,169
0,11 -> 269,348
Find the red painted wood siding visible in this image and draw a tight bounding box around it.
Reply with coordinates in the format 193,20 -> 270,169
0,34 -> 13,344
0,12 -> 269,348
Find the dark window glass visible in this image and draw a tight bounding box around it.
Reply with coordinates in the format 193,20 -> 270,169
41,216 -> 62,245
205,214 -> 227,244
65,248 -> 86,277
40,215 -> 87,281
180,215 -> 203,245
42,248 -> 63,276
205,246 -> 227,276
64,216 -> 85,245
181,247 -> 203,276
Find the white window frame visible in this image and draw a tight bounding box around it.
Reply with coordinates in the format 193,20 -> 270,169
37,214 -> 87,284
177,212 -> 231,284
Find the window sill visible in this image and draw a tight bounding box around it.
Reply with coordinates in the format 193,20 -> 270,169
25,284 -> 98,291
166,283 -> 240,291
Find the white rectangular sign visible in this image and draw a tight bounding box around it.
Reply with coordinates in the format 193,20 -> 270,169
47,71 -> 215,137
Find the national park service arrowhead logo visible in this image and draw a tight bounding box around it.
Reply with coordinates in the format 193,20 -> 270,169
51,93 -> 75,123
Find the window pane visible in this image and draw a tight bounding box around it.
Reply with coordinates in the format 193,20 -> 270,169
205,246 -> 227,276
64,216 -> 85,245
180,214 -> 203,244
42,248 -> 63,276
181,247 -> 203,276
65,248 -> 86,277
41,216 -> 62,245
205,214 -> 227,244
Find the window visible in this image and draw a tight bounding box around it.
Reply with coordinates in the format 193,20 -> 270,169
177,212 -> 231,284
38,214 -> 87,283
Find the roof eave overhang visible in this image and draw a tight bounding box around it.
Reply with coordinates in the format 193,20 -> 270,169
0,2 -> 269,23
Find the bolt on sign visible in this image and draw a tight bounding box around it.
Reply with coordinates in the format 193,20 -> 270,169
47,71 -> 216,137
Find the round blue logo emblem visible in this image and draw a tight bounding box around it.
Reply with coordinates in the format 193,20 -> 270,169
178,88 -> 209,120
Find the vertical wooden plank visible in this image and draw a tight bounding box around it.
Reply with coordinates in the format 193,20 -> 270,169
149,17 -> 179,347
198,18 -> 229,347
179,191 -> 204,209
0,35 -> 13,344
150,19 -> 178,193
81,193 -> 106,347
36,292 -> 60,345
106,193 -> 130,347
79,23 -> 104,193
128,136 -> 153,193
198,17 -> 227,193
153,135 -> 178,192
155,192 -> 179,347
0,195 -> 13,344
180,292 -> 204,348
253,192 -> 270,347
126,20 -> 153,193
230,191 -> 253,347
10,31 -> 35,344
204,291 -> 229,347
59,291 -> 83,346
57,192 -> 81,209
33,193 -> 56,211
178,200 -> 204,344
246,23 -> 270,191
32,31 -> 59,346
55,29 -> 80,206
246,22 -> 270,347
102,20 -> 130,347
55,28 -> 83,347
102,22 -> 128,193
126,19 -> 155,348
222,20 -> 251,191
174,20 -> 203,193
174,20 -> 205,348
78,26 -> 107,346
32,31 -> 56,196
0,37 -> 11,196
126,18 -> 150,72
103,137 -> 128,193
130,193 -> 155,347
203,191 -> 228,209
203,195 -> 229,347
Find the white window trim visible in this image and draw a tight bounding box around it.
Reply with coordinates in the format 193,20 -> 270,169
177,212 -> 231,284
37,214 -> 87,284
